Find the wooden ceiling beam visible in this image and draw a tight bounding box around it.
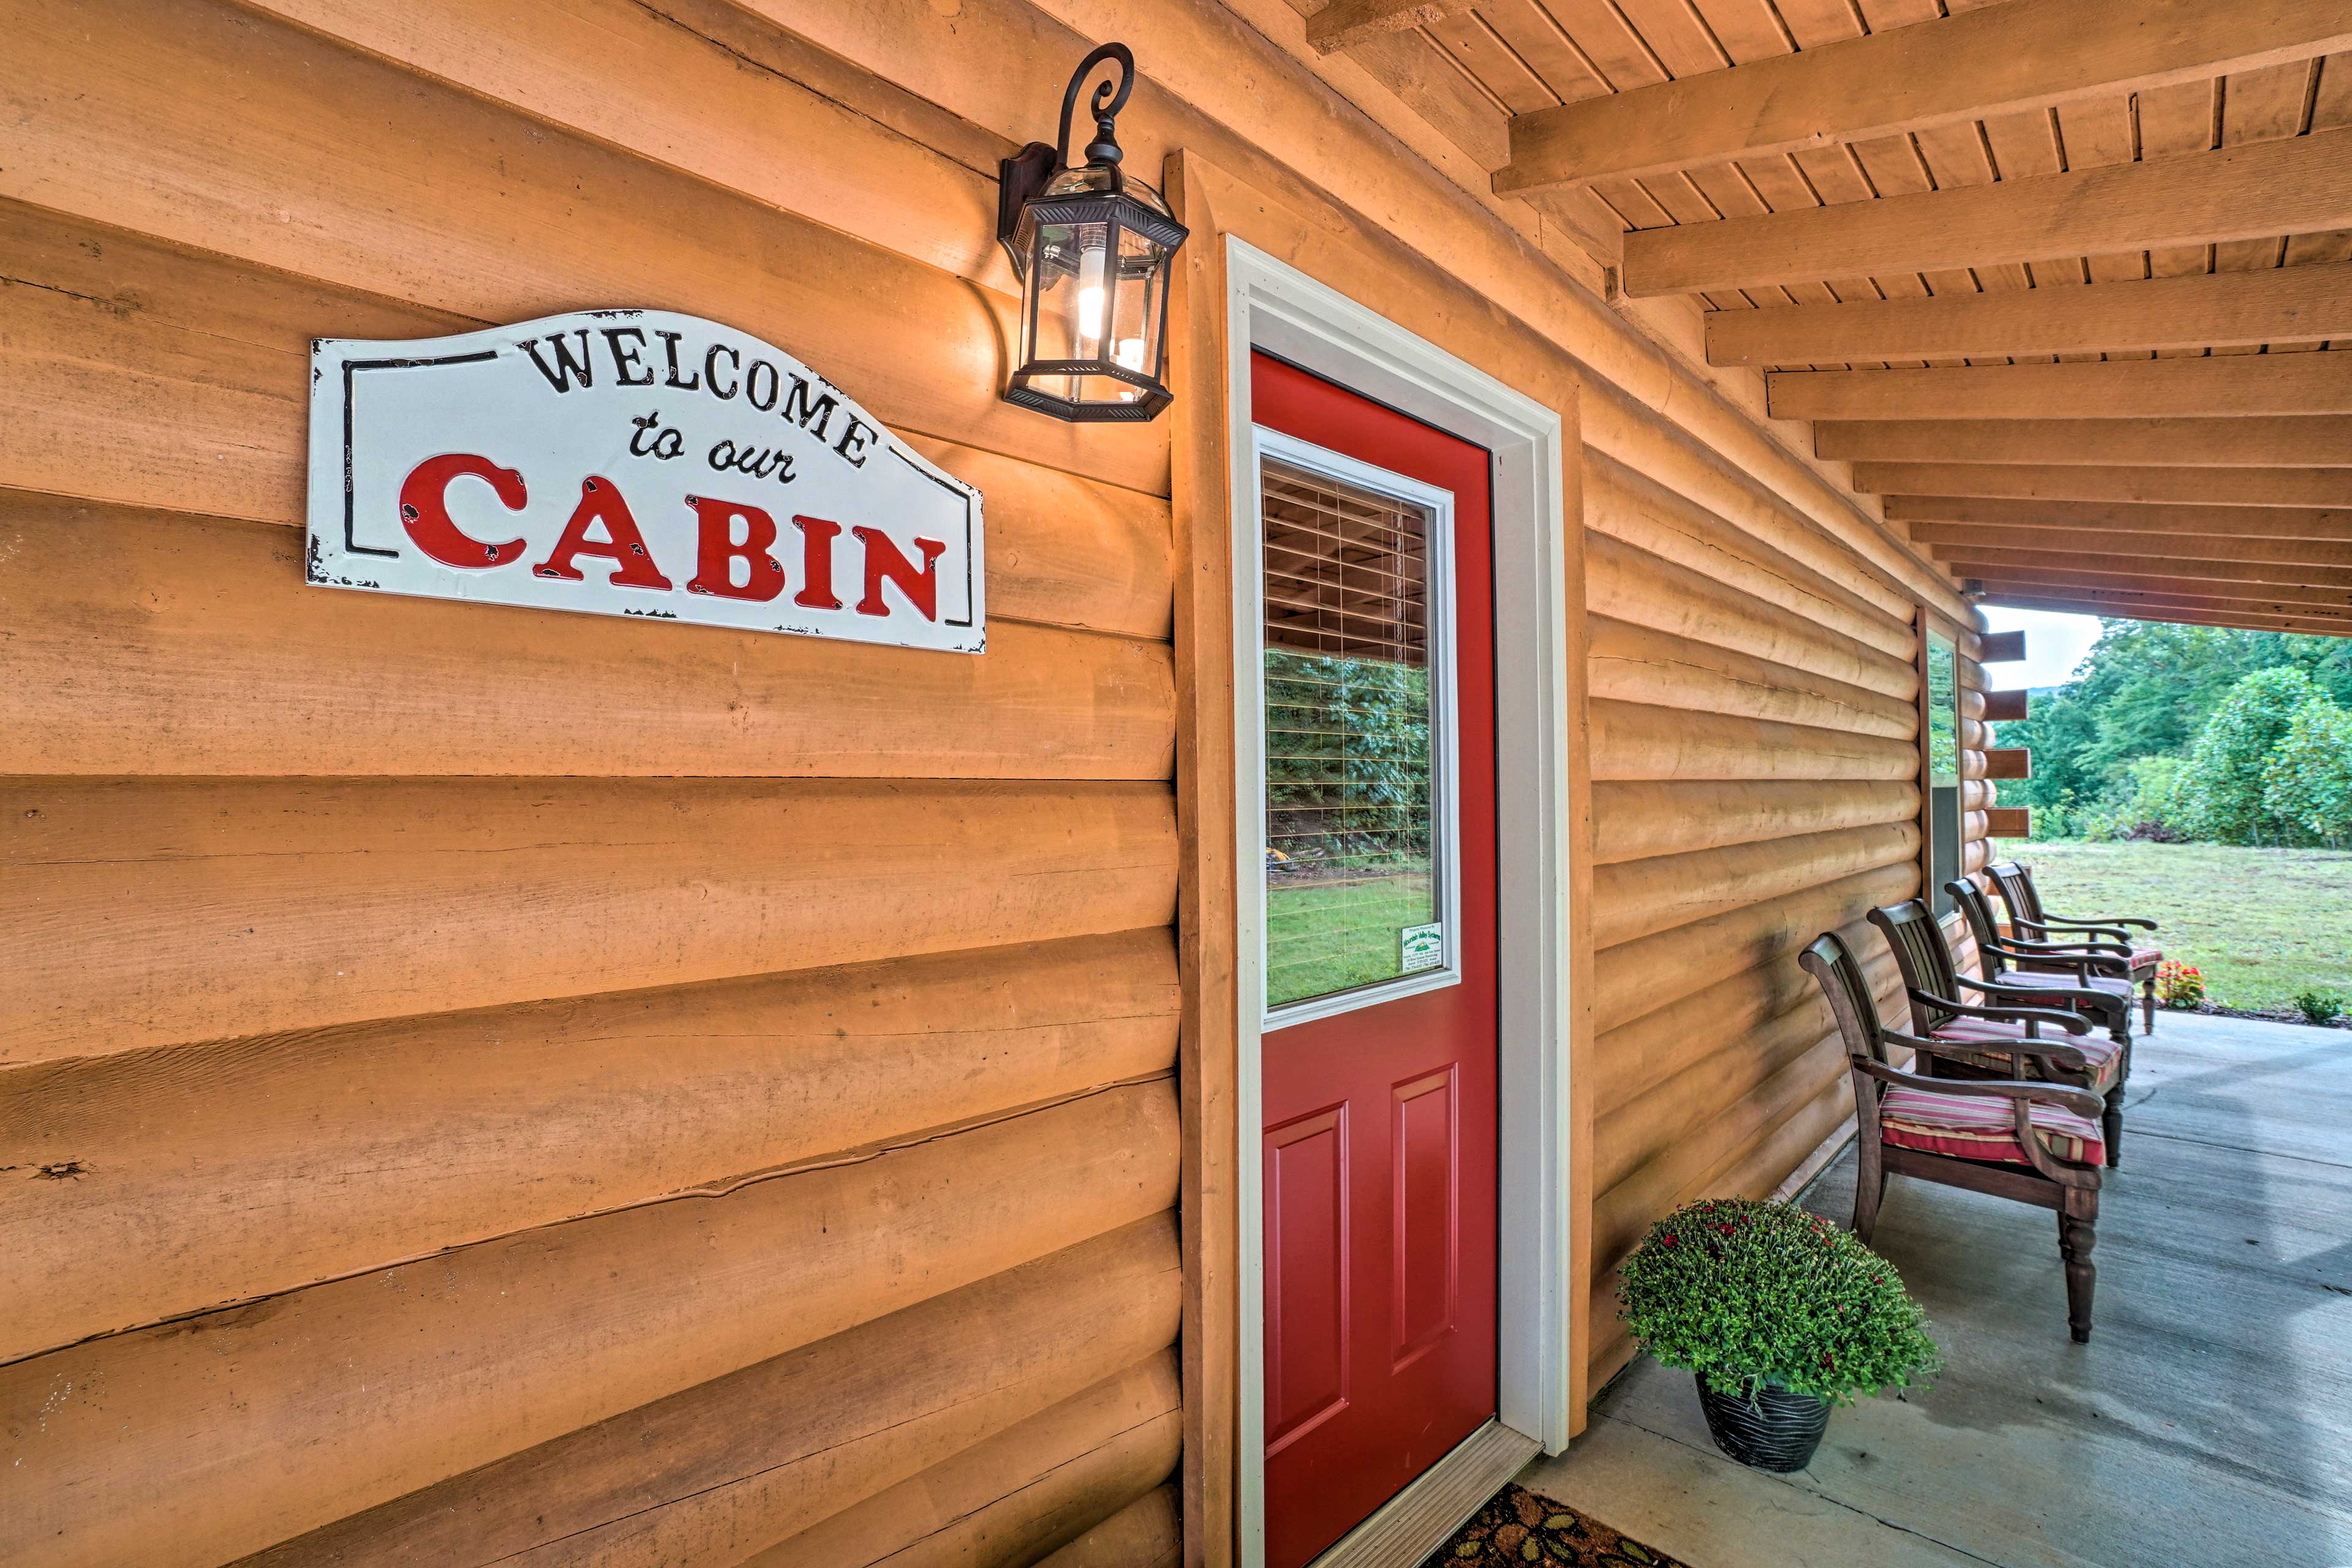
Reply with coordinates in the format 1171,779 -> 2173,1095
1980,593 -> 2352,638
1855,462 -> 2352,509
1912,524 -> 2352,570
1771,353 -> 2352,422
1885,496 -> 2351,540
1820,418 -> 2352,470
1963,578 -> 2352,624
1493,0 -> 2352,197
1936,549 -> 2352,595
1708,261 -> 2352,367
1304,0 -> 1480,55
1625,127 -> 2352,297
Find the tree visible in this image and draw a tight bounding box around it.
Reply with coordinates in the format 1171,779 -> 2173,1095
2263,695 -> 2352,847
2176,666 -> 2324,845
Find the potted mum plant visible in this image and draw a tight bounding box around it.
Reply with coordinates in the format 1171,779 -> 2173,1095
1618,1197 -> 1940,1472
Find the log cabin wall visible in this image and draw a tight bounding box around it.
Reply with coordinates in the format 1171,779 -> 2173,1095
0,1 -> 1987,1564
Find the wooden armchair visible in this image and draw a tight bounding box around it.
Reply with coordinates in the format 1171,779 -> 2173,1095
1988,859 -> 2162,1033
1948,876 -> 2148,1038
1801,931 -> 2108,1342
1869,897 -> 2132,1169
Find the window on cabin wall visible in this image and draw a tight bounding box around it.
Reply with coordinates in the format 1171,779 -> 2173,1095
1924,628 -> 1962,917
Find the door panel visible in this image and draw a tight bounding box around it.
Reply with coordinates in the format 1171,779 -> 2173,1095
1254,352 -> 1499,1568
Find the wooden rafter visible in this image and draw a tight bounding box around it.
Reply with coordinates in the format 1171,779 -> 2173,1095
1855,463 -> 2352,509
1981,593 -> 2352,638
1771,354 -> 2352,422
1304,0 -> 1479,54
1911,524 -> 2352,570
1624,128 -> 2352,297
1707,261 -> 2352,368
1884,496 -> 2351,540
1965,573 -> 2352,619
1822,418 -> 2352,470
1937,551 -> 2352,595
1496,0 -> 2352,198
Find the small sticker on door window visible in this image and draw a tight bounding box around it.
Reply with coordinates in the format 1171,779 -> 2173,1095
1400,923 -> 1444,973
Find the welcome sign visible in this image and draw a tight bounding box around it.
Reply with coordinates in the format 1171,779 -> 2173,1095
307,309 -> 984,653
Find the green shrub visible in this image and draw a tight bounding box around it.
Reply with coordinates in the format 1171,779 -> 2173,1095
1618,1198 -> 1940,1406
2294,989 -> 2347,1027
2263,697 -> 2352,848
2178,667 -> 2325,845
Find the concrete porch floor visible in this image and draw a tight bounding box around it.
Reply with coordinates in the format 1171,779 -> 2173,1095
1519,1011 -> 2352,1568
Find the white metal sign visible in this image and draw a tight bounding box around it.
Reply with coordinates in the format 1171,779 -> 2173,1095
307,309 -> 984,652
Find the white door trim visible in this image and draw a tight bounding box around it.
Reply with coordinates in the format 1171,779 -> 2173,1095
1225,236 -> 1575,1568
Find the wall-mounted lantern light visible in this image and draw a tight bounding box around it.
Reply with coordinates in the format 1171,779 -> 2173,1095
997,43 -> 1188,423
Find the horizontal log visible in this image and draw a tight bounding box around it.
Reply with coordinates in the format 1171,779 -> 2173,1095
1819,417 -> 2352,470
1039,1484 -> 1182,1568
1591,778 -> 1920,865
1585,455 -> 1914,660
1626,127 -> 2352,297
0,212 -> 1175,639
0,501 -> 1174,778
1593,823 -> 1919,951
1942,549 -> 2352,594
1887,494 -> 2352,540
1590,699 -> 1922,784
1,930 -> 1176,1361
1593,862 -> 1919,1035
1708,260 -> 2352,366
0,1 -> 1168,498
739,1353 -> 1181,1568
0,776 -> 1176,1068
0,1081 -> 1180,1568
239,1215 -> 1180,1568
1915,522 -> 2352,569
1981,592 -> 2352,637
1857,462 -> 2352,510
1587,617 -> 1918,742
1601,1014 -> 1843,1198
1771,353 -> 2352,422
1499,0 -> 2352,196
1987,807 -> 2032,837
1977,630 -> 2026,664
1587,533 -> 1918,703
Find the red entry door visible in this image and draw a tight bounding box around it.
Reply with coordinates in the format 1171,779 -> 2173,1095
1253,353 -> 1499,1568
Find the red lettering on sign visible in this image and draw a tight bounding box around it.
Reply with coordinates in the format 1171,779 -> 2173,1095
853,527 -> 948,622
533,477 -> 674,590
686,497 -> 787,602
792,516 -> 845,611
399,453 -> 529,568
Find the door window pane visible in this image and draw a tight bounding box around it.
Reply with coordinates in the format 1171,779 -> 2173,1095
1261,456 -> 1441,1010
1925,630 -> 1962,915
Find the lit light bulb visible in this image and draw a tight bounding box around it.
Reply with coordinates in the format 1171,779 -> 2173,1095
1075,244 -> 1107,353
1113,337 -> 1147,371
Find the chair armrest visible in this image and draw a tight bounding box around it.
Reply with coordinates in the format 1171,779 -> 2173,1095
1885,1026 -> 2090,1075
1981,938 -> 2130,976
1956,973 -> 2127,1012
1855,1057 -> 2104,1120
2000,933 -> 2134,958
1907,987 -> 2092,1035
2038,910 -> 2156,932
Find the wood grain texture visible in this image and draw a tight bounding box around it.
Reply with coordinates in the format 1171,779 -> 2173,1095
1627,127 -> 2352,296
0,501 -> 1174,778
1038,1483 -> 1183,1568
1591,778 -> 1921,865
1588,617 -> 1919,741
1593,823 -> 1921,949
739,1352 -> 1183,1568
1498,0 -> 2352,195
1709,259 -> 2352,366
1306,0 -> 1479,53
0,930 -> 1176,1362
1822,418 -> 2352,470
1,776 -> 1177,1067
0,1082 -> 1180,1568
0,0 -> 1169,498
237,1215 -> 1180,1568
1591,699 -> 1921,783
1771,352 -> 2352,421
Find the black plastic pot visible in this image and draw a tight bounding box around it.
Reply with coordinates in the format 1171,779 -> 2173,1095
1694,1375 -> 1831,1471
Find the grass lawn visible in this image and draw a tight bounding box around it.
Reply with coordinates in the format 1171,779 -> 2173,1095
1266,875 -> 1433,1008
2014,841 -> 2352,1017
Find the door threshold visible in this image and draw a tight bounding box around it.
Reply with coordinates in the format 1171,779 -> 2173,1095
1307,1417 -> 1542,1568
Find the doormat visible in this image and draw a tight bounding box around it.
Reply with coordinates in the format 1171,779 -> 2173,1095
1420,1483 -> 1691,1566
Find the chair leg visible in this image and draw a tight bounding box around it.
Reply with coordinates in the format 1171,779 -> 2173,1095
1853,1138 -> 1887,1244
2102,1084 -> 2124,1170
2143,979 -> 2156,1035
2060,1191 -> 2098,1343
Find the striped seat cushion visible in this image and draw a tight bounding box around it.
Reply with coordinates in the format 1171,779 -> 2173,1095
1928,1019 -> 2124,1091
2130,946 -> 2162,967
1879,1085 -> 2104,1167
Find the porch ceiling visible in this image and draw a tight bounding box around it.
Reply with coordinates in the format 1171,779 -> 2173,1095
1300,0 -> 2352,638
